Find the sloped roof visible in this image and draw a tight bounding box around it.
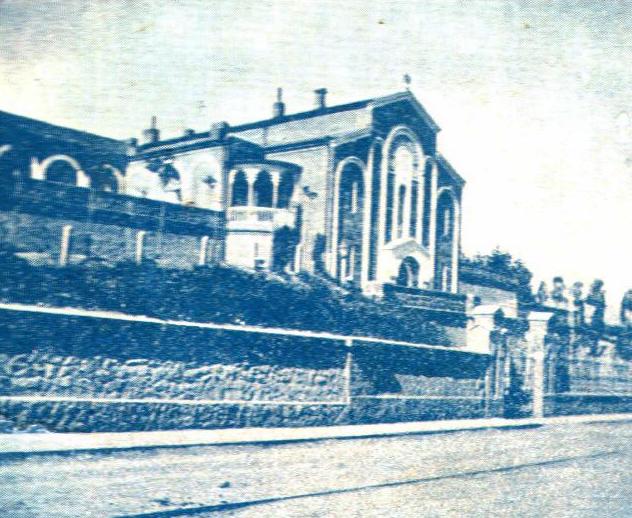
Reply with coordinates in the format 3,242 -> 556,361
0,110 -> 126,155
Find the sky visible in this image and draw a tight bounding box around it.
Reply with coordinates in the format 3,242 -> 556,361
0,0 -> 630,320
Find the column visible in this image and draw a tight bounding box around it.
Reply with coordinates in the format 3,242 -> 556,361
59,225 -> 72,266
450,198 -> 461,293
415,170 -> 423,243
526,311 -> 554,418
198,235 -> 209,266
271,172 -> 280,208
246,169 -> 258,206
428,161 -> 439,271
135,230 -> 146,265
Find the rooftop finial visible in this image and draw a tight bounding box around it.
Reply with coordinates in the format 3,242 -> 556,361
403,73 -> 412,91
150,115 -> 157,129
277,87 -> 283,103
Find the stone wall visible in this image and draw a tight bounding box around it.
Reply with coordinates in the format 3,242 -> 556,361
0,305 -> 493,432
0,175 -> 224,269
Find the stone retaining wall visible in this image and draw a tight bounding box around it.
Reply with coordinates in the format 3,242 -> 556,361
0,306 -> 492,432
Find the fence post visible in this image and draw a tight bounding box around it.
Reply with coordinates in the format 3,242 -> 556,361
526,311 -> 554,418
466,305 -> 503,417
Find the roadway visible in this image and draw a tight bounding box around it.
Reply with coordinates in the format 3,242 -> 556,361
1,420 -> 631,517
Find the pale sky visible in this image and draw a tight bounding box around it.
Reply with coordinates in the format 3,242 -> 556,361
1,0 -> 630,320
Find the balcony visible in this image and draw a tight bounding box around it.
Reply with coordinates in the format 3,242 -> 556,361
226,206 -> 295,233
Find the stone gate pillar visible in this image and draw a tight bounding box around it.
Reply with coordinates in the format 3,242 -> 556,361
525,311 -> 555,418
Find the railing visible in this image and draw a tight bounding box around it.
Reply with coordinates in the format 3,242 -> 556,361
227,206 -> 295,230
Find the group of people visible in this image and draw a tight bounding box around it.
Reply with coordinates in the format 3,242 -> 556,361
536,277 -> 632,329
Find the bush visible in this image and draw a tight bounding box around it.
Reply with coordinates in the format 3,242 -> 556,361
0,254 -> 449,345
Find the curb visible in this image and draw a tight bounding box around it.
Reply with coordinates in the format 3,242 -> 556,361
1,413 -> 632,460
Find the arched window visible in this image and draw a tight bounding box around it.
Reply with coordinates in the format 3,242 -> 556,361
434,190 -> 457,292
336,160 -> 364,283
277,173 -> 294,209
45,160 -> 77,185
384,131 -> 421,244
385,170 -> 395,243
231,170 -> 248,206
422,160 -> 433,247
254,170 -> 273,207
409,178 -> 419,238
397,184 -> 406,239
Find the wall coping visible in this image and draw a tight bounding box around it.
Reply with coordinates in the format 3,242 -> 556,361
0,302 -> 490,356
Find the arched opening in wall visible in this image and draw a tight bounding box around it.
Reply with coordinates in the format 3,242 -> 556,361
385,132 -> 420,244
422,160 -> 433,248
397,256 -> 420,288
434,190 -> 455,291
231,170 -> 248,206
91,165 -> 119,193
368,142 -> 382,281
45,160 -> 77,185
337,161 -> 364,283
277,173 -> 294,209
397,184 -> 406,239
254,170 -> 273,207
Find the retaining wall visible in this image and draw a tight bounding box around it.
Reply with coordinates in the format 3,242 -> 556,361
0,304 -> 492,432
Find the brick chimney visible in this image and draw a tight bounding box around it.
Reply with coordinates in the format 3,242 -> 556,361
314,88 -> 327,110
142,116 -> 160,144
273,87 -> 285,118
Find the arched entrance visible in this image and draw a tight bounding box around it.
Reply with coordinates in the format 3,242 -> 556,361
397,256 -> 420,288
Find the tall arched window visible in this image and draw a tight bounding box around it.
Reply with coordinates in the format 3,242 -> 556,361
337,161 -> 364,283
384,130 -> 421,244
422,160 -> 433,248
385,170 -> 395,243
253,170 -> 273,207
409,178 -> 419,238
231,170 -> 248,206
397,184 -> 406,239
434,190 -> 456,292
45,160 -> 77,185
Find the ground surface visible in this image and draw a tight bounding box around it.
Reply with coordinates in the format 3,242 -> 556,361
1,421 -> 631,517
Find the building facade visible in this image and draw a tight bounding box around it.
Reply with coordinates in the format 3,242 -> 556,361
0,89 -> 465,297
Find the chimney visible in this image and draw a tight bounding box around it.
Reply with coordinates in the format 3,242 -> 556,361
183,128 -> 195,137
314,88 -> 327,110
273,87 -> 285,118
142,116 -> 160,144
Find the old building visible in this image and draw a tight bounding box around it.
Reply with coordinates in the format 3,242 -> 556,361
0,89 -> 464,299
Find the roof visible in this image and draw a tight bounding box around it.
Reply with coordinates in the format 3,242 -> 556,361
136,90 -> 442,153
230,91 -> 440,134
0,110 -> 126,156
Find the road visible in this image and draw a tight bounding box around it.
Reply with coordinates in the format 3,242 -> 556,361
1,420 -> 631,517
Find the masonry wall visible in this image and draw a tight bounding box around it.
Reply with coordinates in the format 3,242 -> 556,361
0,306 -> 492,432
0,175 -> 224,269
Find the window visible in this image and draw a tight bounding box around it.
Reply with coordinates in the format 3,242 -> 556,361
231,171 -> 248,206
409,179 -> 419,238
253,170 -> 273,207
443,207 -> 452,237
385,171 -> 395,242
397,184 -> 406,239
